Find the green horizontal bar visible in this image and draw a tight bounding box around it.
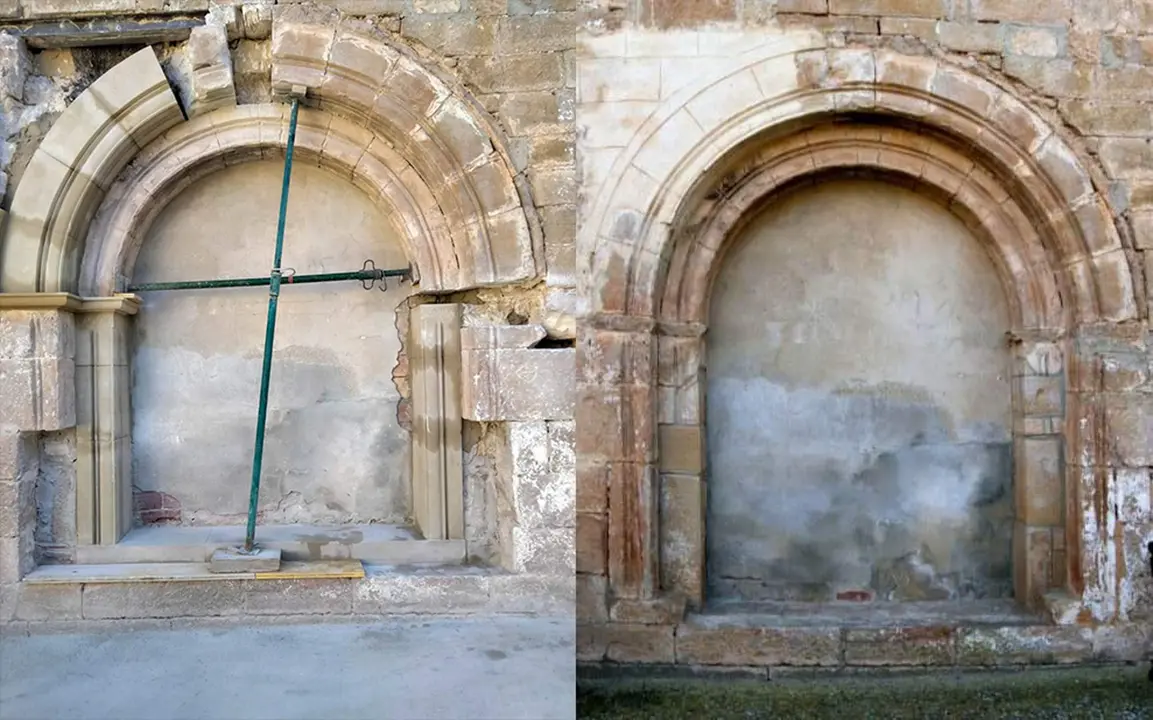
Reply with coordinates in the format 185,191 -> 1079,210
127,267 -> 410,293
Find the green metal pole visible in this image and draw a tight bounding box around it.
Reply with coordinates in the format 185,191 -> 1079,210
127,267 -> 410,293
244,97 -> 300,553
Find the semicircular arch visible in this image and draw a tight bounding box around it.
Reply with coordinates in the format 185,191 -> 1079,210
586,47 -> 1138,329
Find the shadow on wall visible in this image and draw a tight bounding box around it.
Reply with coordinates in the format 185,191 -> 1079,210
706,378 -> 1015,606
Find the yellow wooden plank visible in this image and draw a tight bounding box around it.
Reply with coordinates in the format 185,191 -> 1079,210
253,559 -> 365,580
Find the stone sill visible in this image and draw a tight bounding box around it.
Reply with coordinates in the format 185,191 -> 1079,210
2,567 -> 574,628
578,618 -> 1153,668
576,660 -> 1150,682
73,523 -> 466,566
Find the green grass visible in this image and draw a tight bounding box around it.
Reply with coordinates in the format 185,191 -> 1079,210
577,665 -> 1153,719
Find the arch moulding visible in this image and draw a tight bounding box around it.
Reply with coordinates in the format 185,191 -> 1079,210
1,10 -> 539,296
578,47 -> 1143,625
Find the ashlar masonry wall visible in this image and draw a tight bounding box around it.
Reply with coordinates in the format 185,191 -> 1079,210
576,0 -> 1153,671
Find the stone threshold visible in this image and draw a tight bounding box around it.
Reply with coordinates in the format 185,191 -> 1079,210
580,610 -> 1153,668
576,660 -> 1148,682
2,565 -> 574,628
24,559 -> 366,584
695,599 -> 1040,628
74,523 -> 464,566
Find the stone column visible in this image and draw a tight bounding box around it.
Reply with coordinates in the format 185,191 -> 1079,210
577,320 -> 659,603
409,303 -> 464,542
1011,336 -> 1066,608
74,296 -> 139,545
656,331 -> 707,609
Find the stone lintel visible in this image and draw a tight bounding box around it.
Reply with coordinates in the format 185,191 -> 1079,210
1,17 -> 205,49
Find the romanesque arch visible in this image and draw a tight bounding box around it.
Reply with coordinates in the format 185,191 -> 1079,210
579,46 -> 1142,624
0,13 -> 544,559
1,11 -> 538,296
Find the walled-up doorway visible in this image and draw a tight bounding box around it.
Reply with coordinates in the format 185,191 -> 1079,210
705,177 -> 1015,607
131,160 -> 412,530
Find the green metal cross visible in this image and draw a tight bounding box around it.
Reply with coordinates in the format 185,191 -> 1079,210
127,97 -> 411,553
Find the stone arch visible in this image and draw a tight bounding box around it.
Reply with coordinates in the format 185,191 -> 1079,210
0,47 -> 183,294
585,48 -> 1138,326
271,7 -> 538,292
1,12 -> 539,295
580,46 -> 1141,623
80,104 -> 458,296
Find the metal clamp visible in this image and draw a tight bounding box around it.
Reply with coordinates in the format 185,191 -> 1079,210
360,259 -> 390,292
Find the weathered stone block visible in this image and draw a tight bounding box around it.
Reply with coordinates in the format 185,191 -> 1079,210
1004,25 -> 1065,58
495,13 -> 575,55
0,358 -> 76,431
0,32 -> 30,101
512,526 -> 573,574
829,0 -> 945,16
1105,395 -> 1153,467
0,430 -> 36,484
0,311 -> 75,362
576,511 -> 606,574
879,17 -> 937,39
844,627 -> 954,666
188,23 -> 230,70
13,583 -> 82,621
1132,210 -> 1153,250
245,579 -> 353,615
676,624 -> 841,666
576,462 -> 608,514
548,420 -> 575,474
658,472 -> 704,604
610,595 -> 686,625
778,0 -> 828,12
576,573 -> 608,622
937,21 -> 1002,53
657,425 -> 702,474
970,0 -> 1071,22
0,477 -> 36,538
81,581 -> 246,619
529,165 -> 577,206
463,345 -> 576,421
1099,138 -> 1153,179
487,572 -> 574,615
1016,437 -> 1063,526
458,54 -> 565,93
956,626 -> 1093,665
639,0 -> 737,28
580,622 -> 676,663
353,569 -> 491,614
242,3 -> 274,40
401,14 -> 495,56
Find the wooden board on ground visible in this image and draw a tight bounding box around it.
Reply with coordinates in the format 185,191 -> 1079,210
24,560 -> 366,584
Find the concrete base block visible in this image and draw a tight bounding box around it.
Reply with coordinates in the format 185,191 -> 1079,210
209,547 -> 281,573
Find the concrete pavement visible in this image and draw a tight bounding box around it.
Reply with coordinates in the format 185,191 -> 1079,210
0,616 -> 575,720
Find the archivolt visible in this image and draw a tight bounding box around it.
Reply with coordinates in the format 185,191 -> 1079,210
1,10 -> 538,295
586,47 -> 1139,329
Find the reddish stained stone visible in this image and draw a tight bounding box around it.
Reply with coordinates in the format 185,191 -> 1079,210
135,490 -> 181,525
836,589 -> 874,602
